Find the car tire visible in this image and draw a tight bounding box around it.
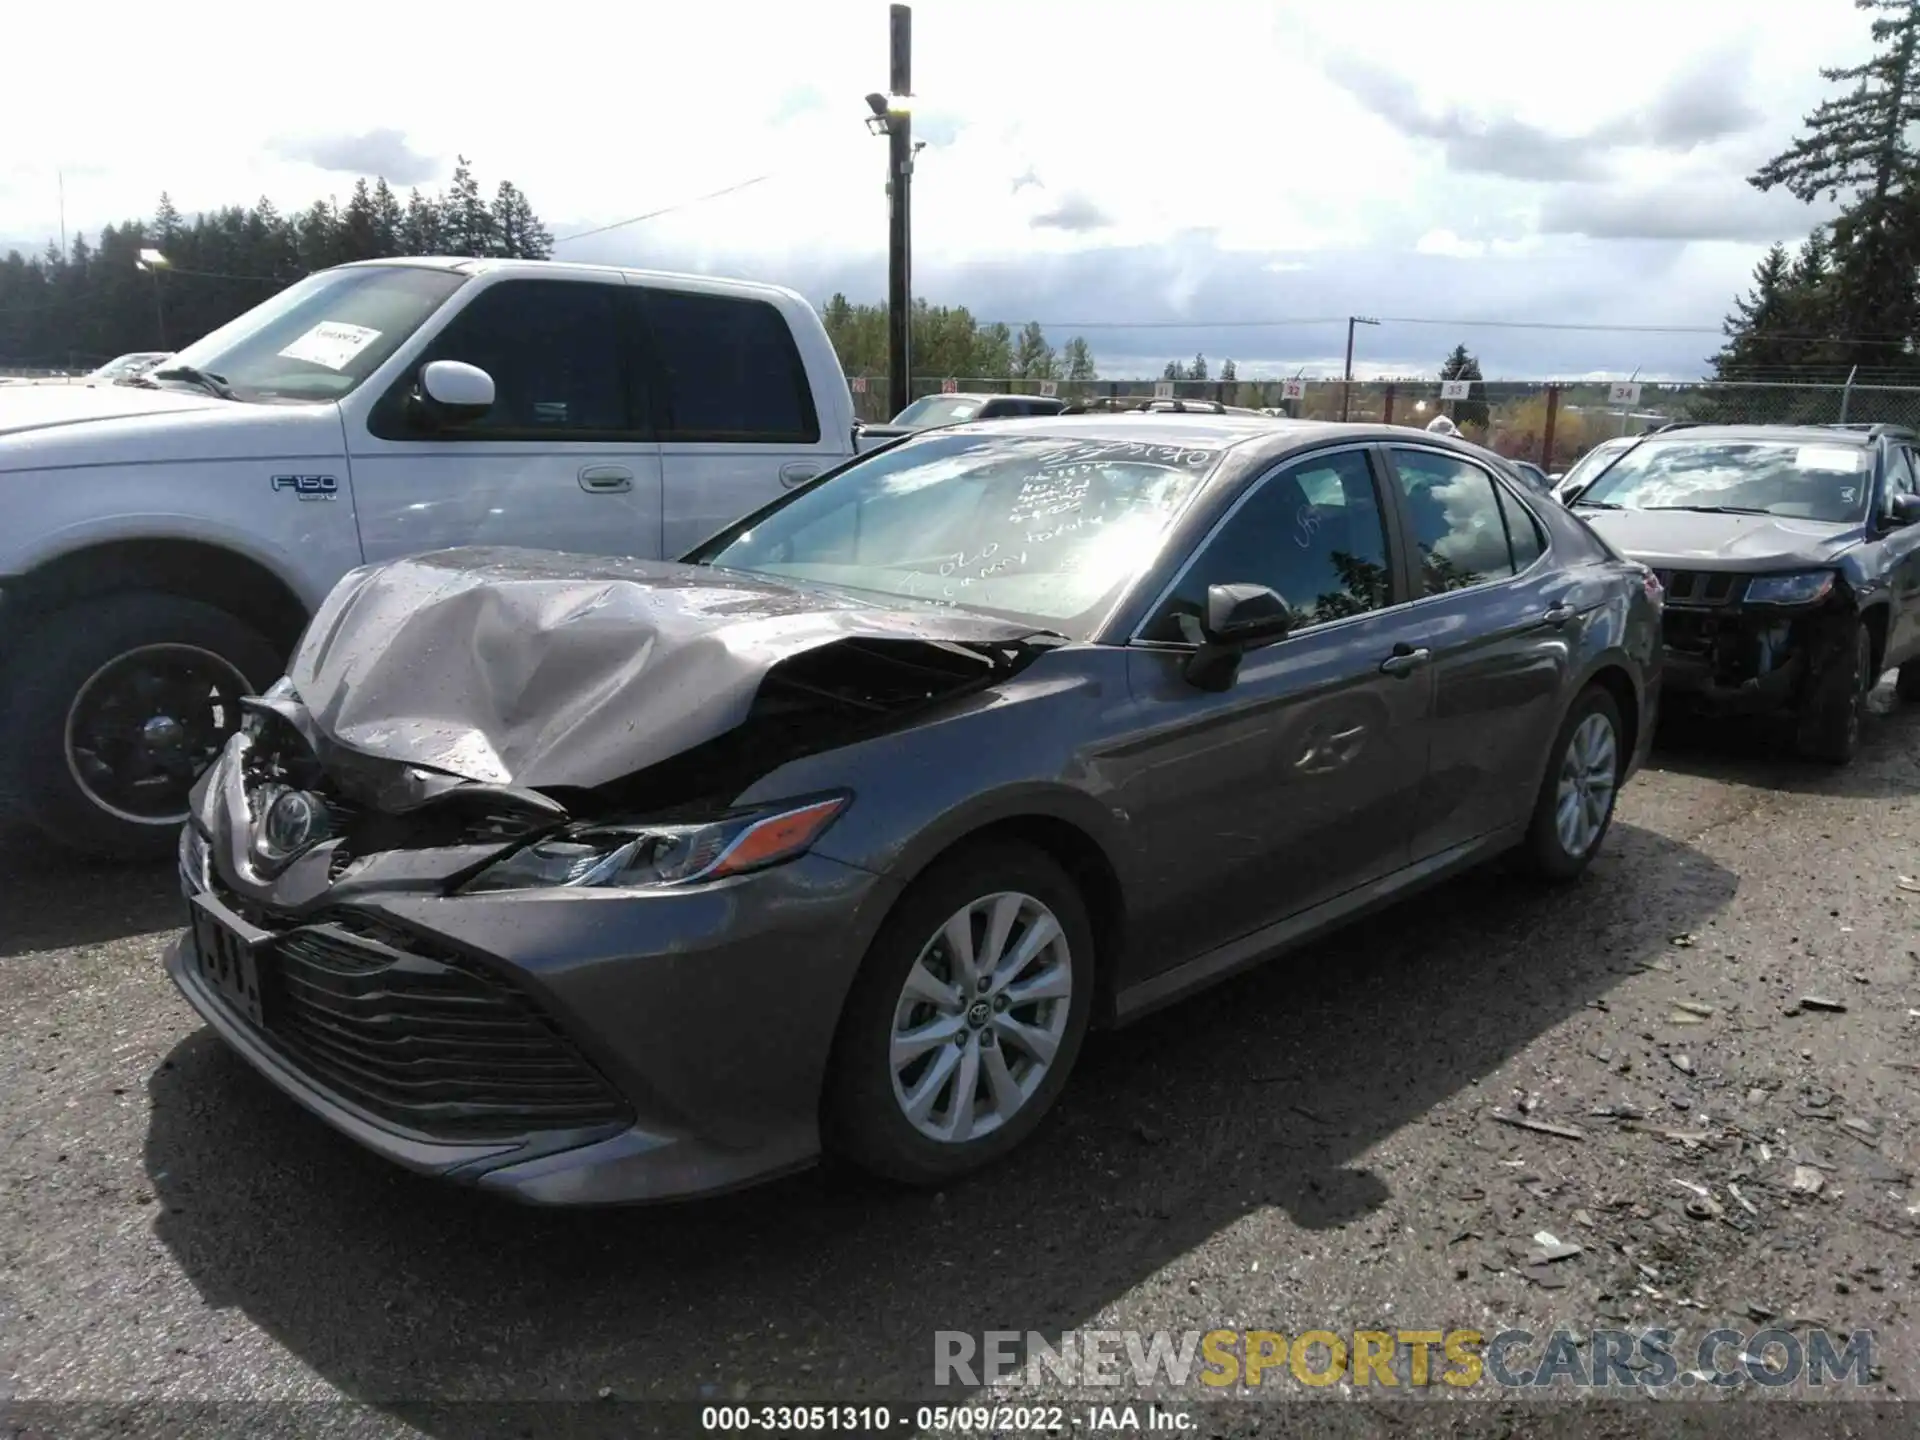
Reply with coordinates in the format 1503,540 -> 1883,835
1518,684 -> 1625,883
822,840 -> 1095,1187
1794,619 -> 1871,766
0,593 -> 282,862
1897,658 -> 1920,704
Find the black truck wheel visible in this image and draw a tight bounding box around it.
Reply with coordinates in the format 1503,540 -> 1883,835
1,594 -> 281,861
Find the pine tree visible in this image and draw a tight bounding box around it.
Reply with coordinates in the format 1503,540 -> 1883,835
401,188 -> 442,254
1440,344 -> 1489,430
341,179 -> 378,262
1750,0 -> 1920,373
1062,336 -> 1098,383
370,179 -> 404,257
1189,353 -> 1209,382
491,180 -> 553,259
153,193 -> 183,250
439,157 -> 496,257
1012,320 -> 1055,379
1710,244 -> 1799,377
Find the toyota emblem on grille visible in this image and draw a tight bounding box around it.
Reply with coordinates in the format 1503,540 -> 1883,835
260,789 -> 328,858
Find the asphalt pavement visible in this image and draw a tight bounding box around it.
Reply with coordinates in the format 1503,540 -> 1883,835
3,691 -> 1918,1436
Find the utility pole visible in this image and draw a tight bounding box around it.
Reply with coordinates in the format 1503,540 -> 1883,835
885,4 -> 913,417
1341,315 -> 1378,422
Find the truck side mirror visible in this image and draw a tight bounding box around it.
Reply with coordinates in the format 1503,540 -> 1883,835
1888,493 -> 1920,527
416,360 -> 494,427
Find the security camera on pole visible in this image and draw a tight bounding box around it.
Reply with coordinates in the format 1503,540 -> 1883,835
866,5 -> 915,419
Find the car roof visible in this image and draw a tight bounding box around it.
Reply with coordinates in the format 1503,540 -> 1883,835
935,414 -> 1527,464
1627,423 -> 1888,447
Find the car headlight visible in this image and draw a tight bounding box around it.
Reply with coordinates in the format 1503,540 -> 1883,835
1743,570 -> 1836,606
461,794 -> 849,894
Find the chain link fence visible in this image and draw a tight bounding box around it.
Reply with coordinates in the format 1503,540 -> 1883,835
855,374 -> 1920,471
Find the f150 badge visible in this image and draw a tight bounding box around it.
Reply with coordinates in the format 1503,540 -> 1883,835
270,474 -> 339,501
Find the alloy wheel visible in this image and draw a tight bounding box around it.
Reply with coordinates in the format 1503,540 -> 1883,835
888,891 -> 1073,1144
1553,711 -> 1618,859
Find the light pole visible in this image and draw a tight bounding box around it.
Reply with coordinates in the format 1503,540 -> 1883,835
137,247 -> 170,349
1341,315 -> 1379,422
866,3 -> 914,419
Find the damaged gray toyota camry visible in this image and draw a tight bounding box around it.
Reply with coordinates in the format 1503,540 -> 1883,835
169,415 -> 1663,1204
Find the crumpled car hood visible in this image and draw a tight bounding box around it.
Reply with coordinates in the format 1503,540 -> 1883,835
289,546 -> 1059,792
1579,507 -> 1860,568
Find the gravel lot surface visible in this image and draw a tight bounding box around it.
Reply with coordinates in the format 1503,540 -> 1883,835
3,689 -> 1918,1436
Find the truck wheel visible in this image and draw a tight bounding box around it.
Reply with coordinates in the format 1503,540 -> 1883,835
1794,620 -> 1871,766
1,594 -> 282,862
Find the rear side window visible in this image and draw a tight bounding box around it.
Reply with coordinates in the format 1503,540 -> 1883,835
1497,485 -> 1545,570
1388,448 -> 1521,595
641,289 -> 821,443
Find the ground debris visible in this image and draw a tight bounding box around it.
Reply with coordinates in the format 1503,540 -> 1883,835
1798,996 -> 1848,1013
1491,1111 -> 1586,1141
1791,1166 -> 1826,1195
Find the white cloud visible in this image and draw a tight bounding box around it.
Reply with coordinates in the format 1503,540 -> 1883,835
0,0 -> 1878,377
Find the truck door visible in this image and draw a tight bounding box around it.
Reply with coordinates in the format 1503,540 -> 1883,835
632,284 -> 846,557
345,275 -> 664,564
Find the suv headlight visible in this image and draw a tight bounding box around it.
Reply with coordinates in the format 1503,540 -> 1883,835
462,795 -> 849,894
1744,570 -> 1835,606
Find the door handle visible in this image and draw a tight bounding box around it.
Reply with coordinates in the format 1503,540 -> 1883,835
1542,602 -> 1577,628
1379,644 -> 1431,678
780,462 -> 821,489
578,465 -> 634,494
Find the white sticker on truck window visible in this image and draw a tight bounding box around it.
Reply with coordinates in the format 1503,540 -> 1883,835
1795,446 -> 1866,472
277,321 -> 382,371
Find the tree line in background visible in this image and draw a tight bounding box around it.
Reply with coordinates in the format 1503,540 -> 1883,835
0,159 -> 550,367
1710,0 -> 1920,409
820,294 -> 1098,388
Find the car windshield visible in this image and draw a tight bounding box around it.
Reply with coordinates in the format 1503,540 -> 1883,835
891,395 -> 983,427
156,265 -> 469,404
1579,439 -> 1871,522
89,353 -> 169,380
696,432 -> 1222,637
1559,440 -> 1632,491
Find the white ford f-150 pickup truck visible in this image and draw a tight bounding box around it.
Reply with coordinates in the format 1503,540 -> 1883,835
0,256 -> 862,859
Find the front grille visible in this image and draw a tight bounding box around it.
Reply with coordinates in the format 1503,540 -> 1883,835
1655,569 -> 1744,606
256,920 -> 630,1142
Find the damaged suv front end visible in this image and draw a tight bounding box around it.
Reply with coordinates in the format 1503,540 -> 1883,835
1573,426 -> 1920,762
168,548 -> 1066,1204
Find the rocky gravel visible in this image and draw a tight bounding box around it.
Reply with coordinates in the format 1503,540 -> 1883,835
2,690 -> 1918,1436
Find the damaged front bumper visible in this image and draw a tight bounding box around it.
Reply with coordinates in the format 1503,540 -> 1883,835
169,735 -> 901,1205
1655,593 -> 1849,718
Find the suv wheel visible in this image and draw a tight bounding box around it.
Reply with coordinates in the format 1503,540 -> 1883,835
1,594 -> 281,861
1519,685 -> 1624,882
1897,658 -> 1920,704
1795,620 -> 1872,765
823,841 -> 1094,1186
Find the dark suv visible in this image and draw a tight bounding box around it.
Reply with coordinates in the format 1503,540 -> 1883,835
1566,422 -> 1920,762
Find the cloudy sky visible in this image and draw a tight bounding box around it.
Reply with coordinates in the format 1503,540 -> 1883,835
0,0 -> 1865,379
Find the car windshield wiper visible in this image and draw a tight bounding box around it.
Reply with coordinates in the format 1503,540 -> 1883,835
149,365 -> 239,401
1642,504 -> 1774,515
1572,498 -> 1623,509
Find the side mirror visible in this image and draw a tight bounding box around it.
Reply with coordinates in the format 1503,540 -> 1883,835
415,360 -> 494,426
1206,582 -> 1293,643
1557,483 -> 1586,507
1182,583 -> 1292,692
1889,493 -> 1920,527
